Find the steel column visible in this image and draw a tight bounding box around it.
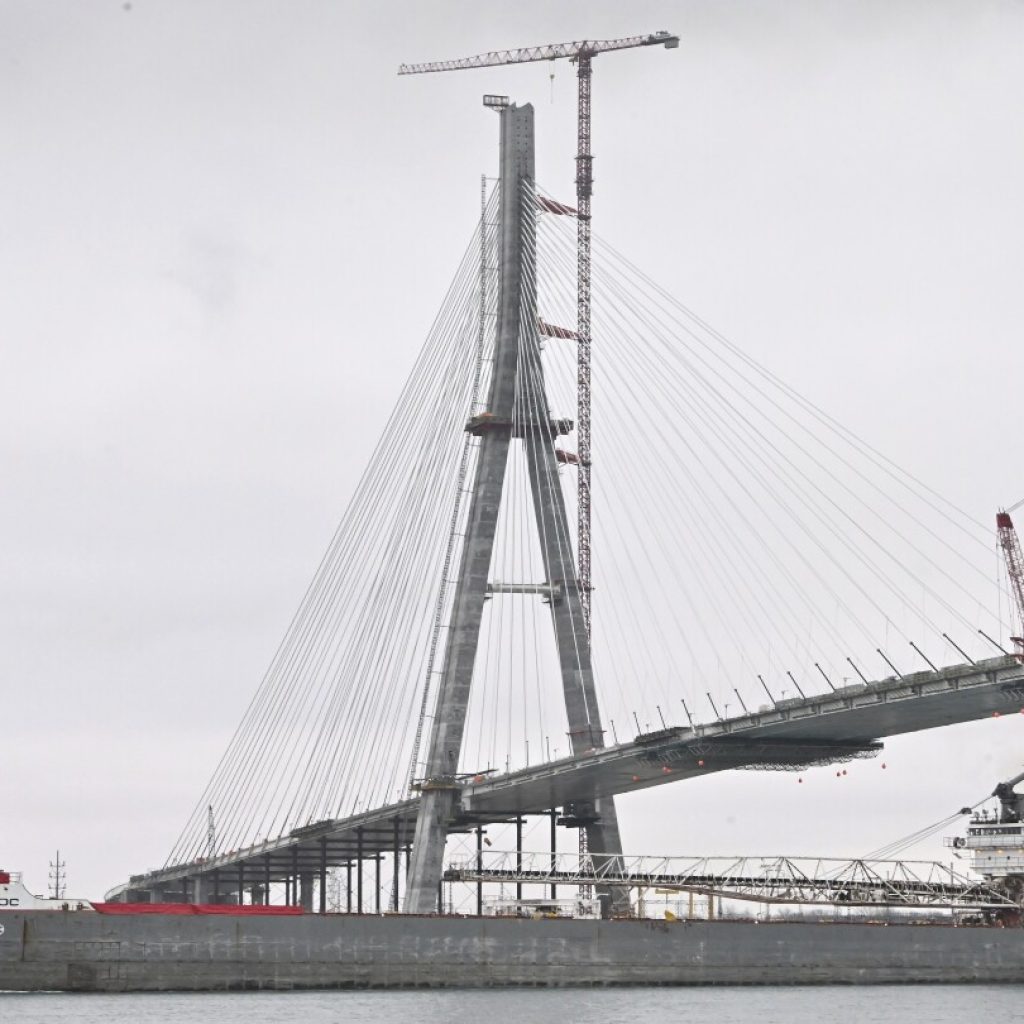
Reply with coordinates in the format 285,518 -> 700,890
375,856 -> 381,915
550,809 -> 558,902
319,838 -> 327,914
476,826 -> 484,916
516,816 -> 523,903
392,819 -> 401,912
357,828 -> 364,913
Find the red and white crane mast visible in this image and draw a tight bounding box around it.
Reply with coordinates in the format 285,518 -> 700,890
997,503 -> 1024,654
399,31 -> 679,633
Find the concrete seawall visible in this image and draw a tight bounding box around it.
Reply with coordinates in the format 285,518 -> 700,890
2,911 -> 1024,991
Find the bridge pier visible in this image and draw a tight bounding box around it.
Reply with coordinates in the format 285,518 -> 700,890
290,847 -> 298,906
299,872 -> 314,912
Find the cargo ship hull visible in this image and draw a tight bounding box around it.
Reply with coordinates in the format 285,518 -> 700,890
3,911 -> 1024,991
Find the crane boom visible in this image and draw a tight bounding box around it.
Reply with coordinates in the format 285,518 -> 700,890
398,32 -> 678,75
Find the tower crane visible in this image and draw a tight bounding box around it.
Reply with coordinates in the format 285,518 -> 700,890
400,32 -> 679,633
996,499 -> 1024,656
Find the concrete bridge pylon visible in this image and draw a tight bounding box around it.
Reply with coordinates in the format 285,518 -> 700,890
403,100 -> 624,915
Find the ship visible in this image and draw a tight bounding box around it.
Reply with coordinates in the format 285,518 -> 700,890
4,776 -> 1024,992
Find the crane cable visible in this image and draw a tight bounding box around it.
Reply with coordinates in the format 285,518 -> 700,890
861,796 -> 990,861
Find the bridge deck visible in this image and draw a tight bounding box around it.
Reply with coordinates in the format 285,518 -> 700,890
115,655 -> 1023,900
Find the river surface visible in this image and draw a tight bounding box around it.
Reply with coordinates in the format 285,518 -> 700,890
0,986 -> 1018,1023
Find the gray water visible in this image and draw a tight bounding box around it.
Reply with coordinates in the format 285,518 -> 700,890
0,987 -> 1018,1023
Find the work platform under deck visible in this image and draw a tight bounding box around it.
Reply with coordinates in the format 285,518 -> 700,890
113,654 -> 1024,906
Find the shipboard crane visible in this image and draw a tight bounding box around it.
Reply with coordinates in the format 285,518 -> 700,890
996,499 -> 1024,656
993,769 -> 1024,824
399,31 -> 679,635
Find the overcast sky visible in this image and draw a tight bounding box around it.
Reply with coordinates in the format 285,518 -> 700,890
3,0 -> 1024,899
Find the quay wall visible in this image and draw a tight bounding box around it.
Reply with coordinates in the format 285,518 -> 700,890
1,911 -> 1023,991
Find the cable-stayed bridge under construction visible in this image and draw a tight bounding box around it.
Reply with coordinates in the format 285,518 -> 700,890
110,99 -> 1024,915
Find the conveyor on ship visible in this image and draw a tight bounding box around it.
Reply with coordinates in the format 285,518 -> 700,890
443,851 -> 1017,909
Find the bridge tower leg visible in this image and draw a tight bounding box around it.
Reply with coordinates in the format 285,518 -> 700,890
404,100 -> 623,915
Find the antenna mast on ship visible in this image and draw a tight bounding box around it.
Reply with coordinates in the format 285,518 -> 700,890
48,850 -> 65,900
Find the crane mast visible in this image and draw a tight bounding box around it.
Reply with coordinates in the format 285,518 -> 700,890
576,53 -> 593,632
997,508 -> 1024,654
399,31 -> 678,632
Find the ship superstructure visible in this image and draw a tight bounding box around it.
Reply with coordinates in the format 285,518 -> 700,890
949,771 -> 1024,884
0,870 -> 91,913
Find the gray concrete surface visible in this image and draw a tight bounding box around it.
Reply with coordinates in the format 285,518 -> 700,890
2,911 -> 1024,991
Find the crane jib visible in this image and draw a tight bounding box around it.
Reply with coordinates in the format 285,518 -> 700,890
397,32 -> 679,76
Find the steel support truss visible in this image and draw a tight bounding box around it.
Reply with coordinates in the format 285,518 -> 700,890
444,851 -> 1016,910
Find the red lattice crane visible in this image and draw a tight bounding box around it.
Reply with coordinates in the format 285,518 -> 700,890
997,502 -> 1024,654
400,32 -> 679,635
